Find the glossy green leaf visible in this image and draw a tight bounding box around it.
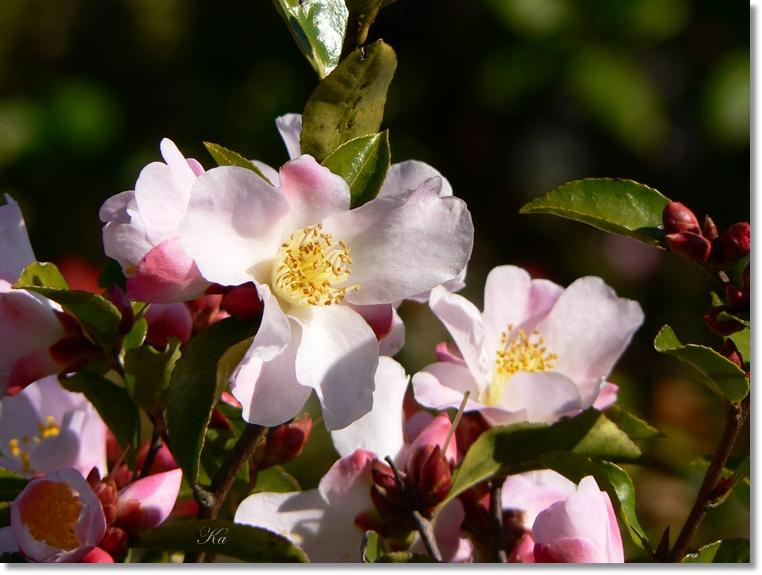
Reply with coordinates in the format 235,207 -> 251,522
361,530 -> 384,563
133,519 -> 309,562
252,465 -> 301,494
0,469 -> 28,502
272,0 -> 347,79
124,338 -> 182,416
520,178 -> 671,246
123,317 -> 148,351
445,408 -> 642,503
216,337 -> 254,409
15,262 -> 122,350
654,325 -> 749,402
717,310 -> 750,328
301,40 -> 397,162
61,369 -> 140,469
204,142 -> 272,185
536,452 -> 650,550
728,328 -> 750,362
604,404 -> 664,441
167,317 -> 253,485
322,131 -> 390,208
681,538 -> 750,563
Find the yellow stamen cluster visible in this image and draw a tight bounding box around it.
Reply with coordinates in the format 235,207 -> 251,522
22,481 -> 83,551
273,223 -> 359,306
485,325 -> 559,406
8,415 -> 60,475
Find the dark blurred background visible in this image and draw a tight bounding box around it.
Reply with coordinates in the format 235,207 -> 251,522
0,0 -> 750,554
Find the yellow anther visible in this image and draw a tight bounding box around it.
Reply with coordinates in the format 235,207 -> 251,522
20,481 -> 83,551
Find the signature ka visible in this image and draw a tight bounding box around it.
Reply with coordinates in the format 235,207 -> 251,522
198,526 -> 228,545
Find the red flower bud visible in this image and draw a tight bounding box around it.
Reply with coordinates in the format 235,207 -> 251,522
725,284 -> 750,312
187,293 -> 228,334
115,498 -> 148,535
663,202 -> 701,234
718,222 -> 750,262
92,481 -> 119,524
411,445 -> 452,512
79,547 -> 115,563
703,305 -> 746,336
98,526 -> 129,559
665,232 -> 712,261
370,460 -> 407,518
259,414 -> 312,469
455,413 -> 488,458
719,339 -> 744,371
702,216 -> 719,241
221,283 -> 264,323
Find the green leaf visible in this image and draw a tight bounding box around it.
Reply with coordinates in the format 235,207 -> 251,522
0,468 -> 28,498
215,337 -> 254,409
15,262 -> 122,351
322,131 -> 391,208
691,456 -> 750,510
654,325 -> 749,402
717,310 -> 750,328
604,404 -> 664,441
98,257 -> 127,292
61,369 -> 141,469
252,465 -> 301,494
0,501 -> 10,528
520,178 -> 671,246
124,338 -> 182,416
361,530 -> 384,563
203,142 -> 273,185
133,519 -> 309,562
445,408 -> 642,503
272,0 -> 347,79
123,317 -> 148,351
167,317 -> 253,485
536,452 -> 650,550
376,552 -> 439,563
728,328 -> 750,362
681,538 -> 750,563
301,39 -> 397,162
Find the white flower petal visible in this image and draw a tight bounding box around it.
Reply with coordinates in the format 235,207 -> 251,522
290,305 -> 379,431
324,177 -> 473,305
379,160 -> 453,198
275,113 -> 303,160
180,166 -> 290,286
330,356 -> 409,465
412,362 -> 484,412
0,195 -> 36,283
251,161 -> 280,187
496,371 -> 583,423
379,306 -> 405,357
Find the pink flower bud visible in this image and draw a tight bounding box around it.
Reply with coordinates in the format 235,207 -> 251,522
187,293 -> 228,333
406,412 -> 457,467
725,284 -> 750,312
665,232 -> 712,261
221,282 -> 264,323
115,468 -> 183,535
703,305 -> 746,336
10,468 -> 107,563
144,303 -> 193,347
136,439 -> 178,476
662,202 -> 701,234
702,215 -> 719,241
455,413 -> 487,459
97,527 -> 128,560
79,546 -> 114,563
259,414 -> 312,469
532,476 -> 624,563
406,444 -> 452,512
718,222 -> 750,262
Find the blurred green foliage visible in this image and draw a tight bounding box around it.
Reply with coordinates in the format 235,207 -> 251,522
0,0 -> 749,552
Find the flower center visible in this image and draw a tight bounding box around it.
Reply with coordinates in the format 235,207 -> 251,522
484,325 -> 558,406
8,415 -> 60,475
21,480 -> 83,551
272,223 -> 359,307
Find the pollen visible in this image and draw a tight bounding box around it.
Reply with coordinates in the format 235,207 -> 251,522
484,325 -> 558,406
20,481 -> 83,551
8,415 -> 60,475
272,223 -> 358,306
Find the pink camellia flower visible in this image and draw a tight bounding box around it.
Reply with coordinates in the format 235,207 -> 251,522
235,357 -> 472,562
10,467 -> 107,563
99,139 -> 211,303
532,475 -> 624,563
412,265 -> 643,427
0,376 -> 108,478
178,151 -> 473,431
0,196 -> 90,396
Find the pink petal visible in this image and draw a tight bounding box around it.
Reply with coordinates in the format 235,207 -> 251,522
0,194 -> 36,283
379,160 -> 454,198
411,362 -> 483,413
534,538 -> 607,563
275,113 -> 303,160
117,468 -> 183,529
126,237 -> 210,303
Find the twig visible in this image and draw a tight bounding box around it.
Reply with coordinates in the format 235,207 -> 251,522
489,476 -> 508,563
668,394 -> 750,562
139,429 -> 163,479
384,456 -> 443,562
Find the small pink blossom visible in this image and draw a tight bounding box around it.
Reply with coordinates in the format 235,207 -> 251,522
10,468 -> 107,563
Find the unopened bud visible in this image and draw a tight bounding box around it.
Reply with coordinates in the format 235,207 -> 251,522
79,547 -> 115,563
718,222 -> 750,262
92,481 -> 119,525
98,526 -> 129,559
406,444 -> 452,512
221,283 -> 264,323
115,498 -> 148,535
455,414 -> 487,458
719,339 -> 744,371
702,216 -> 719,241
663,202 -> 701,234
259,414 -> 312,469
665,232 -> 712,261
725,284 -> 750,312
144,303 -> 193,347
187,293 -> 228,333
703,305 -> 746,336
370,460 -> 407,518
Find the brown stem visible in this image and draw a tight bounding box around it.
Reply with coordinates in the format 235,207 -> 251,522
139,429 -> 162,479
668,394 -> 750,562
185,423 -> 266,562
489,476 -> 508,563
